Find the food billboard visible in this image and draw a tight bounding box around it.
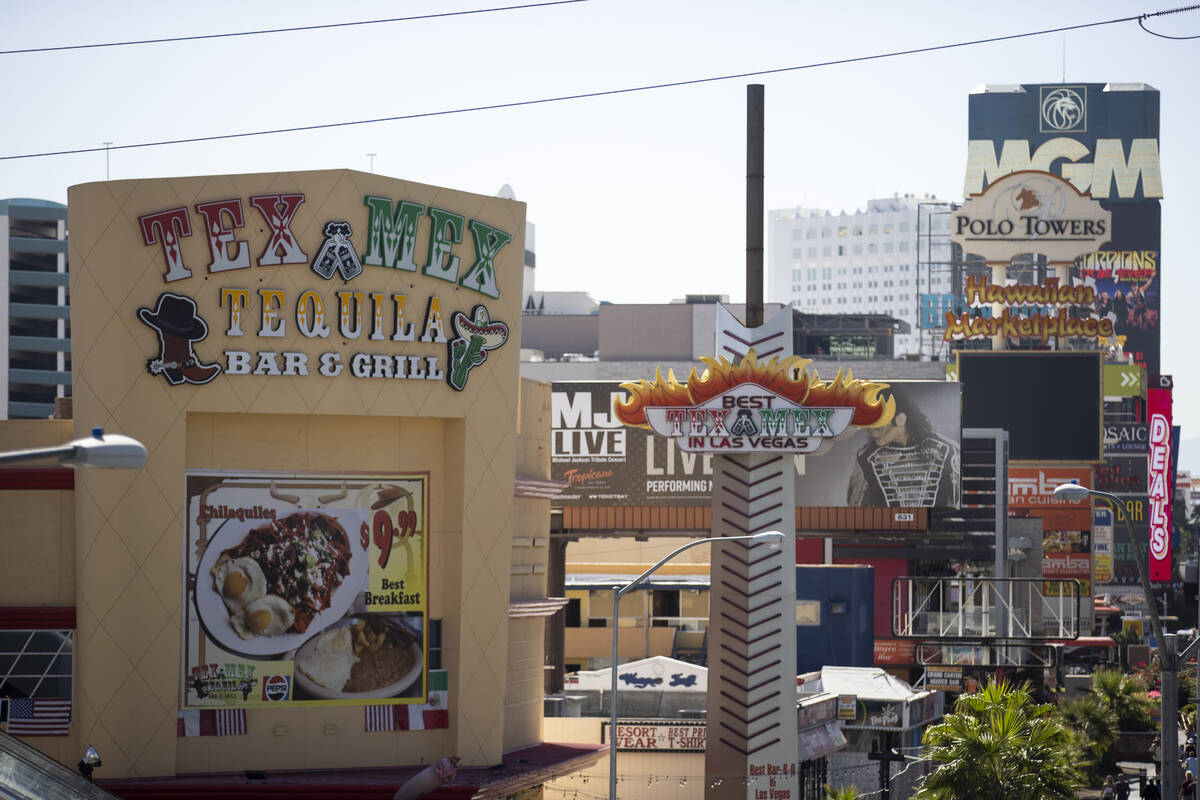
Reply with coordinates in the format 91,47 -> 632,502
183,472 -> 428,707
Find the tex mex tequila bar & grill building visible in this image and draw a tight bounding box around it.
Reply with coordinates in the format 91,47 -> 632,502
0,169 -> 603,798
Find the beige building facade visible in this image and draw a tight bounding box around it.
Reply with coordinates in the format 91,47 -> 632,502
0,170 -> 583,794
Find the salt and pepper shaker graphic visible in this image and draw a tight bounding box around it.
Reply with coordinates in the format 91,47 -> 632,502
312,221 -> 363,280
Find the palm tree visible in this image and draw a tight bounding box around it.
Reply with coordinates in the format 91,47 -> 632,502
1091,667 -> 1155,731
915,677 -> 1082,800
1056,693 -> 1119,779
824,785 -> 860,800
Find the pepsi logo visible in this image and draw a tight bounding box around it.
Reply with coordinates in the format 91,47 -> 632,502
262,675 -> 290,702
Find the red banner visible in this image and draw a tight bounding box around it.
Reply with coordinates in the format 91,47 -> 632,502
1148,387 -> 1173,581
874,639 -> 916,665
1009,467 -> 1093,530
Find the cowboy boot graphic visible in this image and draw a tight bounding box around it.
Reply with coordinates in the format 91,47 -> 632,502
137,292 -> 222,385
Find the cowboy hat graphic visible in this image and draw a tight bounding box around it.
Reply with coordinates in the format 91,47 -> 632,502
137,292 -> 222,385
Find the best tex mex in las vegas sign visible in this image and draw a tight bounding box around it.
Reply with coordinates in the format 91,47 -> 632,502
614,351 -> 896,453
131,173 -> 516,393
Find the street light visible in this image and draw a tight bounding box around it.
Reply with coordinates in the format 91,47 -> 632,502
608,530 -> 787,800
1054,482 -> 1176,798
0,427 -> 146,469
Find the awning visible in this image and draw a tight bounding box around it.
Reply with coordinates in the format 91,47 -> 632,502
797,722 -> 846,763
0,729 -> 123,800
565,574 -> 710,591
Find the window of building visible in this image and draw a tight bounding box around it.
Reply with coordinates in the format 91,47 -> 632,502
868,243 -> 877,254
853,244 -> 863,255
564,598 -> 582,627
651,590 -> 680,620
837,245 -> 844,256
884,224 -> 894,234
869,225 -> 878,234
792,229 -> 804,239
822,246 -> 832,257
0,630 -> 74,702
820,228 -> 831,238
427,619 -> 443,669
806,229 -> 816,239
884,242 -> 894,253
852,226 -> 863,236
792,248 -> 803,258
807,268 -> 817,280
808,247 -> 817,257
837,226 -> 847,237
899,222 -> 910,233
821,268 -> 832,280
899,241 -> 909,252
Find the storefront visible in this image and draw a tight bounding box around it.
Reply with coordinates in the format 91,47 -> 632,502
0,169 -> 597,796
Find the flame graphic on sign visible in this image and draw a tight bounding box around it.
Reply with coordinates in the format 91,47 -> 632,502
804,367 -> 894,428
613,351 -> 894,429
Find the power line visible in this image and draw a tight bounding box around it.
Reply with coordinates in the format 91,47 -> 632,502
0,0 -> 587,55
2,4 -> 1198,163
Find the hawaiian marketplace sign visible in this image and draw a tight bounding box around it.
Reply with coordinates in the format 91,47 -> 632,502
614,352 -> 895,453
943,275 -> 1113,343
127,172 -> 517,394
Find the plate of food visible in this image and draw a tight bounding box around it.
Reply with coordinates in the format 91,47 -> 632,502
293,614 -> 423,700
195,509 -> 369,657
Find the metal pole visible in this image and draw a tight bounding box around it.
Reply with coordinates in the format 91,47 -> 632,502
608,532 -> 785,800
746,84 -> 764,328
1164,634 -> 1179,793
103,141 -> 112,180
609,584 -> 620,800
1094,489 -> 1174,800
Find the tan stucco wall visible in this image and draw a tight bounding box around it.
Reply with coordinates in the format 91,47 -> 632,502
67,170 -> 525,778
505,378 -> 552,750
0,488 -> 75,605
0,420 -> 78,767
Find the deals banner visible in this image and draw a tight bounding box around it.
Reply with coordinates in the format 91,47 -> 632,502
1148,387 -> 1173,581
182,471 -> 429,708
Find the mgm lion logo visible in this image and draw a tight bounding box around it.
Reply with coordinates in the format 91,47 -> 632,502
1040,86 -> 1086,133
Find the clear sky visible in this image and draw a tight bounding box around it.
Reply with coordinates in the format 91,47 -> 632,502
1,1 -> 1197,445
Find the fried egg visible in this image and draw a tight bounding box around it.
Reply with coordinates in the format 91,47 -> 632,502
296,625 -> 358,690
211,556 -> 268,614
232,594 -> 295,639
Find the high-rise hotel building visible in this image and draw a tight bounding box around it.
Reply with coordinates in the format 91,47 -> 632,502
767,195 -> 956,358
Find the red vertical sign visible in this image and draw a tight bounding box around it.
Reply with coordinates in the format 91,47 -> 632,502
1148,387 -> 1173,581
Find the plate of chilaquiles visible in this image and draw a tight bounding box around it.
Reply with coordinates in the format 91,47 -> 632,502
195,509 -> 369,658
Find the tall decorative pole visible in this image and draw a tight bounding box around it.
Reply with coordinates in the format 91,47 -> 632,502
705,309 -> 800,800
613,84 -> 895,800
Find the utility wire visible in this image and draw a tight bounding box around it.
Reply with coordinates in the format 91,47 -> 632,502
1138,4 -> 1200,38
0,0 -> 587,55
2,4 -> 1198,163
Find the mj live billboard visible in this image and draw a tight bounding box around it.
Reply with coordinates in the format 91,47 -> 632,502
963,83 -> 1162,375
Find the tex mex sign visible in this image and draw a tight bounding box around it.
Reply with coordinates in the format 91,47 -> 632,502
133,184 -> 515,392
614,351 -> 895,453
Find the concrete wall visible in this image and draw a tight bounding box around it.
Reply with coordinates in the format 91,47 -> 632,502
598,305 -> 695,361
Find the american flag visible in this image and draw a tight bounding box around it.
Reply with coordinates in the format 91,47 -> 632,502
177,708 -> 247,736
5,698 -> 72,736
